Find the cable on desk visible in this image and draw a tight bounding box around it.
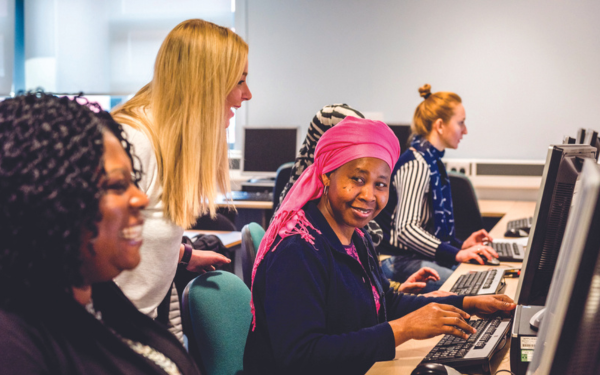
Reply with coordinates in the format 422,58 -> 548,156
494,370 -> 516,375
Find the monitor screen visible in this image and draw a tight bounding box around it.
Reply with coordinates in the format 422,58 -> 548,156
577,128 -> 587,144
526,159 -> 600,375
515,144 -> 597,306
242,127 -> 298,177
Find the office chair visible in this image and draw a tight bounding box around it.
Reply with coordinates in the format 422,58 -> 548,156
182,271 -> 252,375
448,171 -> 484,241
241,222 -> 265,289
273,161 -> 295,208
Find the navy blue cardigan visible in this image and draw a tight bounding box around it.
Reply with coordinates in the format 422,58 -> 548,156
244,201 -> 465,375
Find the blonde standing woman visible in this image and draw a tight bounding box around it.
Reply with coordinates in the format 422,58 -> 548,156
112,19 -> 252,340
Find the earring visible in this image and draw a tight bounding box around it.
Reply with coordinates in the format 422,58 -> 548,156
324,185 -> 329,196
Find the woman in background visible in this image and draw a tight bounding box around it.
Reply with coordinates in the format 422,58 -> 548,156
244,116 -> 515,375
0,93 -> 200,374
376,84 -> 497,292
111,19 -> 252,339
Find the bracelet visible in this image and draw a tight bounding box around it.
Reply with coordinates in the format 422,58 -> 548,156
180,244 -> 193,265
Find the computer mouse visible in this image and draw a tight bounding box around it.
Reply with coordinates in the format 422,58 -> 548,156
504,228 -> 530,238
411,363 -> 461,375
469,254 -> 500,266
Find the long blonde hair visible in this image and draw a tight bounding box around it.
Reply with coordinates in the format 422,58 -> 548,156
412,83 -> 462,138
112,19 -> 248,229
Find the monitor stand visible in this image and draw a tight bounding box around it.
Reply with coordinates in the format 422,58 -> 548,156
529,307 -> 546,330
248,177 -> 276,184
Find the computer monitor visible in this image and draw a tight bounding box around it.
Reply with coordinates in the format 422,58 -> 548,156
515,144 -> 597,306
241,127 -> 299,177
583,128 -> 600,161
526,159 -> 600,375
576,127 -> 587,144
387,124 -> 411,150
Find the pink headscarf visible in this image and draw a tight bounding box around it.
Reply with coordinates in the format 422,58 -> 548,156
250,116 -> 401,328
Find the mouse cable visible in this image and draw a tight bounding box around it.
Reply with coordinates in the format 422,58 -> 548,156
494,370 -> 516,375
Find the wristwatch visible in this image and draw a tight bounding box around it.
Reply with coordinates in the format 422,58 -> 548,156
180,243 -> 193,265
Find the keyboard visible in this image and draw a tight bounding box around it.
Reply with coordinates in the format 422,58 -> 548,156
229,191 -> 273,202
489,241 -> 524,262
507,216 -> 532,231
421,316 -> 512,372
505,216 -> 533,237
449,269 -> 505,296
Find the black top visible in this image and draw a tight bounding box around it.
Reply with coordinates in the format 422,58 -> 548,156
0,281 -> 201,375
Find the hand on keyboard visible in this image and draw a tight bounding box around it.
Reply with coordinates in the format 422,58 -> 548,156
423,290 -> 457,298
399,267 -> 441,293
462,294 -> 516,318
388,303 -> 476,346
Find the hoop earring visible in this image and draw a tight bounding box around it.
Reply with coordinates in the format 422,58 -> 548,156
324,185 -> 329,196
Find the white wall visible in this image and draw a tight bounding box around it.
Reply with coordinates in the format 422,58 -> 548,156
244,0 -> 600,160
0,0 -> 15,95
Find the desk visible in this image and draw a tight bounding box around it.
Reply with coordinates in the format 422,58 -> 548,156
367,200 -> 536,375
217,200 -> 273,210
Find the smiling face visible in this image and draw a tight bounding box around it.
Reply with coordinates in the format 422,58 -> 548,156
318,157 -> 391,243
440,103 -> 467,149
79,131 -> 149,284
224,61 -> 252,126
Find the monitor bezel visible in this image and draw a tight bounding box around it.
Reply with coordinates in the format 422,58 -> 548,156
526,159 -> 600,375
515,144 -> 597,306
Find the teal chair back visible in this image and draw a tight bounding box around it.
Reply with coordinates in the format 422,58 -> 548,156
273,161 -> 295,207
241,222 -> 265,288
182,271 -> 252,375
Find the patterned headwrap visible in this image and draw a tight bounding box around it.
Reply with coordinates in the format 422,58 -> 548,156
276,104 -> 384,246
251,116 -> 401,328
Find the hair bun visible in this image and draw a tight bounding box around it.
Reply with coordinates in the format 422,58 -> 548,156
419,84 -> 432,100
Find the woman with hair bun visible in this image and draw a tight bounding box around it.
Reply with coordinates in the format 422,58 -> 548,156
375,84 -> 497,292
111,19 -> 252,339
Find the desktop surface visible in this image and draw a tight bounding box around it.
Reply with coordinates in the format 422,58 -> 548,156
367,200 -> 535,375
230,190 -> 273,202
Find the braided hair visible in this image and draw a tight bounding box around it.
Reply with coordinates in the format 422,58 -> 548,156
0,92 -> 141,308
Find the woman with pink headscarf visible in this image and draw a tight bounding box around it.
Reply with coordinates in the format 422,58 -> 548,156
243,117 -> 515,375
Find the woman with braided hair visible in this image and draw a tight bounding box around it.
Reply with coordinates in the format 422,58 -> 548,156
0,93 -> 201,375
